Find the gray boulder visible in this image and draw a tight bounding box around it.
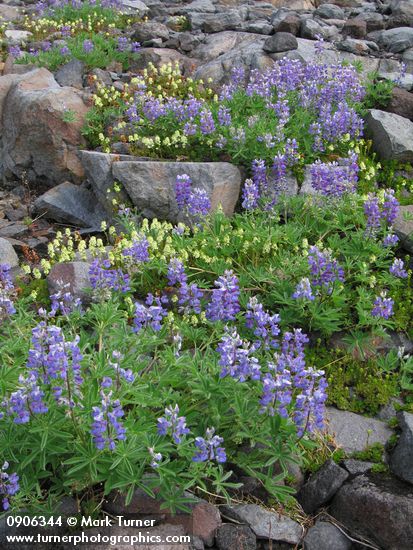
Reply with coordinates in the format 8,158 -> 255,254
298,460 -> 349,514
220,504 -> 302,544
1,68 -> 89,185
331,474 -> 413,550
33,182 -> 107,228
112,161 -> 241,222
314,4 -> 345,20
325,407 -> 393,453
394,204 -> 413,253
365,109 -> 413,163
378,27 -> 413,53
215,524 -> 256,550
0,237 -> 19,268
54,59 -> 85,89
390,412 -> 413,484
189,11 -> 243,33
263,32 -> 298,53
303,521 -> 352,550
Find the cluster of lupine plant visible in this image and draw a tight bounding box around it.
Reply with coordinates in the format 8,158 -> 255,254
1,166 -> 412,513
84,58 -> 365,169
8,0 -> 141,70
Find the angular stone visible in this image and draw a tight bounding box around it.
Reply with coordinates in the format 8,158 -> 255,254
331,474 -> 413,550
47,262 -> 91,304
273,14 -> 302,36
215,524 -> 256,550
245,21 -> 273,35
193,33 -> 271,85
390,412 -> 413,485
120,0 -> 148,16
387,88 -> 413,121
337,38 -> 372,55
220,504 -> 302,544
54,59 -> 85,89
394,204 -> 413,253
343,18 -> 367,39
33,182 -> 106,228
5,29 -> 32,44
342,459 -> 375,476
189,11 -> 243,33
365,109 -> 413,163
378,27 -> 413,53
388,0 -> 413,28
301,18 -> 331,40
78,151 -> 135,215
112,161 -> 241,222
303,521 -> 352,550
298,460 -> 349,514
325,407 -> 393,454
263,32 -> 298,53
0,237 -> 19,268
315,4 -> 345,20
191,502 -> 221,546
1,68 -> 89,185
132,21 -> 170,44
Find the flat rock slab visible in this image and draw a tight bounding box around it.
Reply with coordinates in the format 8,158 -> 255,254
365,109 -> 413,162
325,407 -> 393,453
220,503 -> 302,544
112,161 -> 241,222
303,521 -> 352,550
34,182 -> 107,228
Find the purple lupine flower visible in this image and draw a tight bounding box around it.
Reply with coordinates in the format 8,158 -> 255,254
122,237 -> 150,264
383,233 -> 399,247
60,25 -> 71,38
192,427 -> 226,463
131,41 -> 141,53
292,278 -> 315,301
0,264 -> 16,319
310,157 -> 358,197
133,295 -> 168,333
199,109 -> 215,135
175,174 -> 192,210
41,41 -> 52,52
284,138 -> 300,166
8,45 -> 21,58
206,270 -> 240,322
148,447 -> 162,469
117,36 -> 129,52
217,106 -> 232,126
293,368 -> 328,436
252,159 -> 268,194
390,258 -> 408,278
82,40 -> 94,54
91,379 -> 126,451
187,189 -> 211,216
242,179 -> 260,210
260,366 -> 292,418
3,373 -> 48,424
157,404 -> 189,444
0,462 -> 19,511
382,189 -> 399,226
364,190 -> 400,236
167,259 -> 204,314
308,246 -> 344,292
109,351 -> 134,384
89,259 -> 130,301
60,46 -> 70,56
217,327 -> 261,382
49,282 -> 82,317
27,322 -> 83,407
372,292 -> 394,319
245,297 -> 280,350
